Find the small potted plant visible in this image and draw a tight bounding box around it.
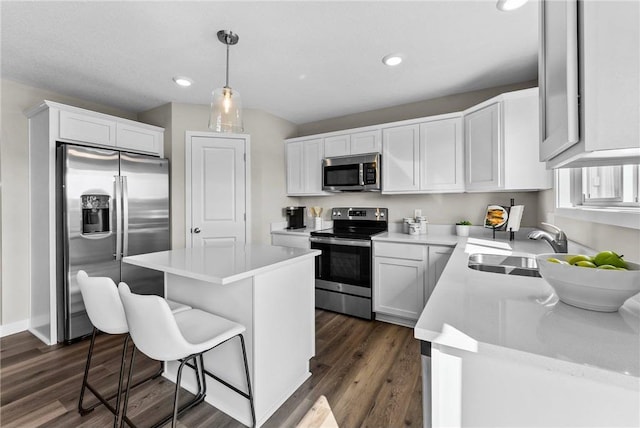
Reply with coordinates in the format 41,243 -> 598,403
455,220 -> 472,237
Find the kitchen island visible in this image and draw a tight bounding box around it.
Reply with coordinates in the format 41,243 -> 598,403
123,243 -> 321,427
415,232 -> 640,427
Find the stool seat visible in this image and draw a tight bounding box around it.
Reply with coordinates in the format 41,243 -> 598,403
175,309 -> 246,352
118,282 -> 255,428
76,270 -> 192,428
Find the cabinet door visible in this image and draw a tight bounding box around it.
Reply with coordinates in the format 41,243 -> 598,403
324,135 -> 350,157
420,117 -> 464,192
539,0 -> 579,161
426,246 -> 453,305
465,103 -> 502,191
303,138 -> 324,194
59,110 -> 116,146
374,256 -> 425,320
351,130 -> 381,154
116,123 -> 162,155
382,124 -> 420,192
286,141 -> 305,195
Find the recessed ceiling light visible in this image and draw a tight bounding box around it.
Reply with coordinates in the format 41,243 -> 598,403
173,76 -> 193,87
382,54 -> 403,67
496,0 -> 528,11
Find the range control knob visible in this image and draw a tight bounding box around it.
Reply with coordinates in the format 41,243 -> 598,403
380,212 -> 385,217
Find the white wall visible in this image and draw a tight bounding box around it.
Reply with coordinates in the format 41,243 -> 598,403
0,79 -> 137,326
139,102 -> 298,248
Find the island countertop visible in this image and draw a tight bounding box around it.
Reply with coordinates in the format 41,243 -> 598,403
123,243 -> 321,285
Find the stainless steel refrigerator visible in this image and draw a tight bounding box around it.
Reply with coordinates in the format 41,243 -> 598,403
56,144 -> 170,342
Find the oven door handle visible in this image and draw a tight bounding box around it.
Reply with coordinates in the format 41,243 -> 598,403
310,236 -> 371,248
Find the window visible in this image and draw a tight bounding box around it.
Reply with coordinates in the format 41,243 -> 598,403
558,164 -> 640,208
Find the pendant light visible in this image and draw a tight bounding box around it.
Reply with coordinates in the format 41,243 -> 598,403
209,30 -> 243,133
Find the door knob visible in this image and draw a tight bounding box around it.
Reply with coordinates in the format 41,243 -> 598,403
193,227 -> 201,234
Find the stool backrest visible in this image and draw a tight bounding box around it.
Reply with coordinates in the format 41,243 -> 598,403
77,270 -> 129,335
118,282 -> 191,361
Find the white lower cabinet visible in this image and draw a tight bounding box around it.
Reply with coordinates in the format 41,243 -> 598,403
374,241 -> 453,327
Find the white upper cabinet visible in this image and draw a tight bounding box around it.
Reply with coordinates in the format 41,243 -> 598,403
382,124 -> 420,192
465,88 -> 552,192
539,0 -> 640,168
351,129 -> 381,154
43,101 -> 163,156
383,114 -> 463,194
323,129 -> 381,157
285,138 -> 327,196
116,123 -> 163,154
59,110 -> 116,147
324,134 -> 351,157
464,102 -> 502,191
420,116 -> 464,192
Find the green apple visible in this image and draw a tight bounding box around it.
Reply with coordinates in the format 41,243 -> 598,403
593,251 -> 628,269
568,255 -> 593,265
596,264 -> 618,270
575,260 -> 597,268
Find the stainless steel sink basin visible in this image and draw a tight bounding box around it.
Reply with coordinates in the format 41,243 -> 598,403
468,253 -> 541,277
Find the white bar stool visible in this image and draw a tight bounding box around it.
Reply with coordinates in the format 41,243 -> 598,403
118,282 -> 256,428
76,270 -> 192,427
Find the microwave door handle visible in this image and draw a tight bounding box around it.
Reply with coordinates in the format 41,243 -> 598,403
359,163 -> 364,186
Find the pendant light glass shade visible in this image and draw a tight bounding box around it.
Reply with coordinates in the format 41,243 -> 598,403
209,86 -> 243,132
208,30 -> 244,133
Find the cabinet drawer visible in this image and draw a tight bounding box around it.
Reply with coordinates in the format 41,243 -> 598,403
59,110 -> 116,146
116,123 -> 162,155
374,241 -> 425,261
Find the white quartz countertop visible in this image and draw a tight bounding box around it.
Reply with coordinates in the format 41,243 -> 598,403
270,228 -> 311,237
414,231 -> 640,382
372,231 -> 459,246
123,243 -> 320,285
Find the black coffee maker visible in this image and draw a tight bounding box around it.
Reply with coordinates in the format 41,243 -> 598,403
285,206 -> 305,229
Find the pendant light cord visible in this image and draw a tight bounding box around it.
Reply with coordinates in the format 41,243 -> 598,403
225,42 -> 230,88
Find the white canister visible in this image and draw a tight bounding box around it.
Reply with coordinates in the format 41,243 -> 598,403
403,218 -> 414,234
409,223 -> 420,235
314,217 -> 323,230
416,216 -> 428,234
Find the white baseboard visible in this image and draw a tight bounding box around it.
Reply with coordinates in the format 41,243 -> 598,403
0,319 -> 29,337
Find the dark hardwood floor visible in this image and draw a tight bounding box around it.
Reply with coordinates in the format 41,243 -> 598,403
0,310 -> 422,427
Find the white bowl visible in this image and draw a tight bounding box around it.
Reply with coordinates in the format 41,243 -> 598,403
536,253 -> 640,312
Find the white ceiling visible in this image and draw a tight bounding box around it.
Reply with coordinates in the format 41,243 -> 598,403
1,1 -> 538,125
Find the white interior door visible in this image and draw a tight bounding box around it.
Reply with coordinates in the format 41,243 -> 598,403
187,133 -> 249,247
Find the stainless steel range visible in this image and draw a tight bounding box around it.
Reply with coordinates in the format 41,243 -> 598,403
310,207 -> 388,319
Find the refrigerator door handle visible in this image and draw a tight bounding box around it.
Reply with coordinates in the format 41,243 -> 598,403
122,175 -> 129,257
114,176 -> 123,260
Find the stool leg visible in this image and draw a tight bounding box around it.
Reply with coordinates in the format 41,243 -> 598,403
171,357 -> 190,428
113,334 -> 130,428
239,335 -> 256,428
78,327 -> 98,415
120,346 -> 137,428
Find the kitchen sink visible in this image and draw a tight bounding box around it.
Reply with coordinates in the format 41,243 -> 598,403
468,253 -> 541,277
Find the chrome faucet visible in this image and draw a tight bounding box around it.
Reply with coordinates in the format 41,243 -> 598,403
528,222 -> 568,253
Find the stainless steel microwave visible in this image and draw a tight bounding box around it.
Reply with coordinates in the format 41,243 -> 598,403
322,152 -> 381,192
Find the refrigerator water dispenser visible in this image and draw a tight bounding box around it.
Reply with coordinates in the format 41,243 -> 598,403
81,194 -> 110,234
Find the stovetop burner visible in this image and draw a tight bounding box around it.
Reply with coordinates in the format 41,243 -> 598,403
310,207 -> 388,240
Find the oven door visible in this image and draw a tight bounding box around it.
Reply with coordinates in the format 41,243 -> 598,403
310,237 -> 371,292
